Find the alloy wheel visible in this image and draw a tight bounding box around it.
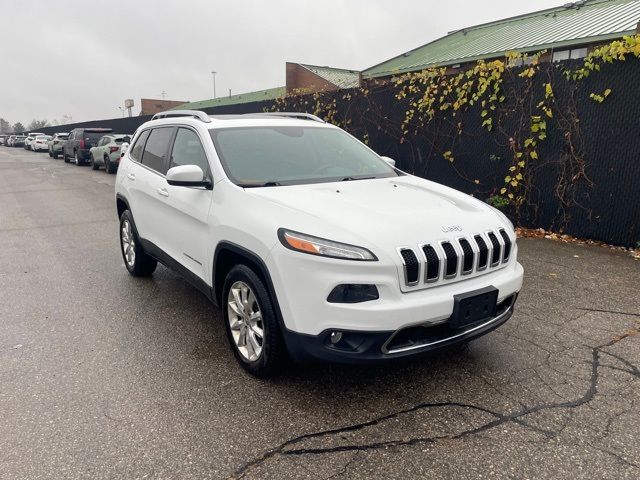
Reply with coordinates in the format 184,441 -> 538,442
121,219 -> 136,267
227,281 -> 264,362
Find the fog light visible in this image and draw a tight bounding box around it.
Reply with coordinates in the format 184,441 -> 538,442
327,284 -> 379,303
330,331 -> 343,344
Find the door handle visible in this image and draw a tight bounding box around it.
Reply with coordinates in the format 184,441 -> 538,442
157,188 -> 169,197
127,173 -> 135,180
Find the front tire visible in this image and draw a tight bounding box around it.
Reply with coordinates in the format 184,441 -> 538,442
119,210 -> 157,277
222,265 -> 285,377
74,152 -> 81,166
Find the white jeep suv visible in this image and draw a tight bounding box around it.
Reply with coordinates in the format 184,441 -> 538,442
115,110 -> 524,376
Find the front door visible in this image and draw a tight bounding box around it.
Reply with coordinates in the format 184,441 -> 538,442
159,127 -> 214,281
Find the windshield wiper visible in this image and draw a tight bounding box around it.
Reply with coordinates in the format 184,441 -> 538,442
239,181 -> 282,188
340,176 -> 377,182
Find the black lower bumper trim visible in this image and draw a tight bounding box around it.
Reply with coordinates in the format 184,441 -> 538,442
282,293 -> 518,365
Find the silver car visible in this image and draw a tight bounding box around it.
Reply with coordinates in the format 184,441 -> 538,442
48,133 -> 69,159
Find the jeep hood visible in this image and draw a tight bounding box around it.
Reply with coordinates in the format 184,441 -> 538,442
245,176 -> 506,251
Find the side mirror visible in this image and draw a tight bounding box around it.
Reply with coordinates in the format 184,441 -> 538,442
166,165 -> 212,189
381,156 -> 396,167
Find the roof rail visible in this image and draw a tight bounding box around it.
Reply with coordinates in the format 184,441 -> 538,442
250,112 -> 325,123
152,110 -> 212,123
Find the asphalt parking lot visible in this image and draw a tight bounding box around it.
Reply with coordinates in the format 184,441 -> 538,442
0,146 -> 639,480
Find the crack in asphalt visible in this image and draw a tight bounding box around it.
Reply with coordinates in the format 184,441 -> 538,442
228,325 -> 640,479
577,308 -> 640,318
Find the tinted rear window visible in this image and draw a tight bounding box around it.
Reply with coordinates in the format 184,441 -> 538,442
130,130 -> 150,161
141,128 -> 173,174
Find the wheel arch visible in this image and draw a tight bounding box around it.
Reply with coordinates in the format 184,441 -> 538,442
213,242 -> 284,326
116,194 -> 130,220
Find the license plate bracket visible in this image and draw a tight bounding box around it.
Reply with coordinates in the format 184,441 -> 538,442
450,286 -> 498,329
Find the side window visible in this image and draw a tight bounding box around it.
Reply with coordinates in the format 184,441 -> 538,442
130,130 -> 150,161
169,128 -> 210,178
141,127 -> 173,174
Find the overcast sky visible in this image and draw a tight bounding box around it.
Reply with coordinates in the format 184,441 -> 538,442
1,0 -> 567,125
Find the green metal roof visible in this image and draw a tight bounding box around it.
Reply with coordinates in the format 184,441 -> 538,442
173,86 -> 286,110
364,0 -> 640,78
299,64 -> 360,88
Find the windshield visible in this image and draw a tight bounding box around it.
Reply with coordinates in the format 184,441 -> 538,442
210,126 -> 398,186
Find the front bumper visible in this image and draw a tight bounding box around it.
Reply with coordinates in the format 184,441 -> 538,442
283,294 -> 517,363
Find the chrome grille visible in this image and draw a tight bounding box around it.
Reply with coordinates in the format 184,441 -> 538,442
422,245 -> 440,282
499,229 -> 512,262
487,232 -> 501,266
397,228 -> 513,288
441,242 -> 458,278
458,238 -> 474,274
399,248 -> 420,285
474,235 -> 489,270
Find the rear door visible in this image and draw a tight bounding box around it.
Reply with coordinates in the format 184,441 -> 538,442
159,127 -> 214,280
126,127 -> 175,252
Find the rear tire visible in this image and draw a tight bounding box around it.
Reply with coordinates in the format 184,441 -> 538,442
222,264 -> 285,377
63,152 -> 70,163
48,149 -> 52,157
91,154 -> 99,170
74,152 -> 81,166
52,150 -> 58,159
105,156 -> 116,174
119,210 -> 157,277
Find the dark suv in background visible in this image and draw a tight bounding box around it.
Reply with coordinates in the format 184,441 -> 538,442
63,127 -> 113,165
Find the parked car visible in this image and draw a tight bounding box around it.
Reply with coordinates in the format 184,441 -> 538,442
24,132 -> 44,150
48,133 -> 69,159
89,134 -> 131,173
13,135 -> 26,147
31,135 -> 52,152
63,127 -> 113,165
115,110 -> 523,377
0,135 -> 7,146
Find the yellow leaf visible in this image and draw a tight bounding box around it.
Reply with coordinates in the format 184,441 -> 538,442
518,161 -> 526,168
500,188 -> 507,194
530,151 -> 539,160
474,179 -> 480,184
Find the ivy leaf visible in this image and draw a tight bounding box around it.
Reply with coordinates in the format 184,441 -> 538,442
530,151 -> 539,160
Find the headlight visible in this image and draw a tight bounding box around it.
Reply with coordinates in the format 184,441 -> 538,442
278,229 -> 377,261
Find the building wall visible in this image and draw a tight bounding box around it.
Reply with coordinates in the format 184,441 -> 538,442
139,98 -> 188,116
285,63 -> 339,95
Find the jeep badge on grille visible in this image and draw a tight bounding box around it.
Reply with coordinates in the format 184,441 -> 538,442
441,225 -> 463,233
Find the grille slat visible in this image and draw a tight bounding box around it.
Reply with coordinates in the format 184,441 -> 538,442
487,232 -> 501,266
422,245 -> 440,281
499,229 -> 512,262
441,242 -> 458,277
458,238 -> 474,273
474,235 -> 489,270
399,249 -> 419,285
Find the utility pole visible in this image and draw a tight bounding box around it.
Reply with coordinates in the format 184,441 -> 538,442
160,90 -> 167,100
211,71 -> 217,99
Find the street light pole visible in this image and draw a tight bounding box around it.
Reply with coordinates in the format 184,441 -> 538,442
211,71 -> 217,99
